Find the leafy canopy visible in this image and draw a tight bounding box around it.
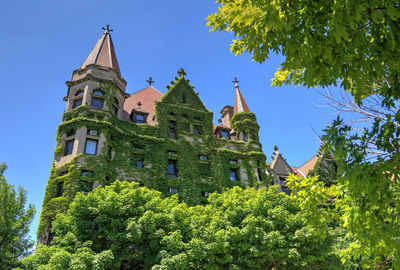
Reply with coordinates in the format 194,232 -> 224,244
23,180 -> 339,269
0,163 -> 35,269
207,0 -> 400,101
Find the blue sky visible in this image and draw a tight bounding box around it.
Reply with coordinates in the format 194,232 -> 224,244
0,1 -> 338,241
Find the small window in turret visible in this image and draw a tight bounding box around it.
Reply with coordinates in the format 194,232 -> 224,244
56,181 -> 64,197
169,121 -> 176,139
220,130 -> 230,140
75,89 -> 84,96
243,132 -> 248,142
182,94 -> 186,104
85,139 -> 98,155
230,169 -> 238,181
113,105 -> 119,116
64,140 -> 74,156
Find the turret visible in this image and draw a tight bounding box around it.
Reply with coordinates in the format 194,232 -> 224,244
230,77 -> 260,143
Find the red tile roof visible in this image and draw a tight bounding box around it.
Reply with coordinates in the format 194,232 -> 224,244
123,86 -> 163,125
81,30 -> 120,73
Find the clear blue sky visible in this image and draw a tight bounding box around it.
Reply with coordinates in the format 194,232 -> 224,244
0,1 -> 338,241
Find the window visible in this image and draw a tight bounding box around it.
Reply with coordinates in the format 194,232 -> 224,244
229,159 -> 237,165
183,122 -> 190,132
114,97 -> 119,105
56,181 -> 64,197
257,168 -> 263,181
230,169 -> 238,181
75,89 -> 84,96
193,125 -> 201,135
281,186 -> 291,195
199,155 -> 207,161
202,191 -> 210,197
58,171 -> 68,176
72,98 -> 82,109
91,97 -> 104,109
169,121 -> 176,139
134,145 -> 144,150
279,177 -> 287,185
87,129 -> 98,136
81,170 -> 94,177
133,157 -> 144,168
113,105 -> 118,116
64,140 -> 74,156
85,139 -> 98,155
220,130 -> 230,140
135,113 -> 146,123
169,187 -> 179,194
92,89 -> 105,96
168,151 -> 177,155
243,132 -> 248,142
167,160 -> 178,177
182,95 -> 186,104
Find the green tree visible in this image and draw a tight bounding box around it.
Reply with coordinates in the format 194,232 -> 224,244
0,163 -> 35,269
208,1 -> 400,267
22,180 -> 339,269
309,148 -> 338,186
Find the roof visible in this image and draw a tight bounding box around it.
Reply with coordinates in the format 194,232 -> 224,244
123,86 -> 163,125
80,28 -> 121,73
297,155 -> 319,176
234,86 -> 250,114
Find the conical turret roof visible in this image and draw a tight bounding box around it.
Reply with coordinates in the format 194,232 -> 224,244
233,77 -> 250,114
80,25 -> 121,73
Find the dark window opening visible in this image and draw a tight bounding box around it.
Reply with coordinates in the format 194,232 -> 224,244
182,122 -> 190,132
182,114 -> 189,119
257,168 -> 263,181
114,97 -> 119,105
108,147 -> 112,159
91,97 -> 104,109
243,132 -> 248,142
230,169 -> 238,181
113,105 -> 118,116
169,187 -> 179,194
133,157 -> 144,168
72,98 -> 82,109
81,170 -> 94,177
169,121 -> 176,139
168,151 -> 177,155
56,181 -> 64,197
169,112 -> 175,116
194,116 -> 201,121
167,160 -> 178,177
85,139 -> 98,155
199,155 -> 207,160
92,89 -> 105,96
279,177 -> 287,186
194,125 -> 201,135
182,95 -> 186,104
58,171 -> 68,176
87,129 -> 98,136
202,191 -> 210,197
220,130 -> 230,140
134,145 -> 144,150
75,89 -> 84,96
64,140 -> 74,156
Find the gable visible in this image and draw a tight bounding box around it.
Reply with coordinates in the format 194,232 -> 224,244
272,154 -> 294,176
158,77 -> 208,111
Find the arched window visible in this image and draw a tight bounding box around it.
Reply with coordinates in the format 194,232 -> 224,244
92,89 -> 105,96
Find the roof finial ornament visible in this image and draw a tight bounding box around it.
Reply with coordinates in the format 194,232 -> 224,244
274,145 -> 279,152
177,68 -> 186,77
146,76 -> 154,86
218,118 -> 222,124
137,101 -> 142,107
232,76 -> 239,88
102,24 -> 113,34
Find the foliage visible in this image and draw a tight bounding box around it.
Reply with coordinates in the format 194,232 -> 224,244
38,75 -> 267,240
0,163 -> 35,269
25,180 -> 339,269
207,0 -> 400,101
309,148 -> 338,186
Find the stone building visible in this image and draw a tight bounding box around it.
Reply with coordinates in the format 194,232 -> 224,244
38,26 -> 272,244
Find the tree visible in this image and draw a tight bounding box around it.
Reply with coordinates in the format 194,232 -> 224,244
0,163 -> 35,269
22,180 -> 340,269
207,0 -> 400,101
208,1 -> 400,267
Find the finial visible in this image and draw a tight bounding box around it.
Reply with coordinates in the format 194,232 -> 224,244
177,68 -> 186,77
102,24 -> 113,33
274,145 -> 279,152
232,76 -> 239,88
137,101 -> 142,107
146,76 -> 154,86
218,118 -> 222,124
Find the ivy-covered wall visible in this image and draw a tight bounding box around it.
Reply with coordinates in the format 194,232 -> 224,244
38,74 -> 268,243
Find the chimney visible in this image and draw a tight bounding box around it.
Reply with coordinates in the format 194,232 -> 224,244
220,105 -> 234,128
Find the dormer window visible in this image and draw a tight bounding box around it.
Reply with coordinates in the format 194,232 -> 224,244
135,113 -> 146,123
220,130 -> 230,140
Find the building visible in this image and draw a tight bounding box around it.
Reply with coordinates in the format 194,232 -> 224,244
37,26 -> 273,244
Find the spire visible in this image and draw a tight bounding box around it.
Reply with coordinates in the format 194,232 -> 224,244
80,25 -> 121,73
233,77 -> 250,114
